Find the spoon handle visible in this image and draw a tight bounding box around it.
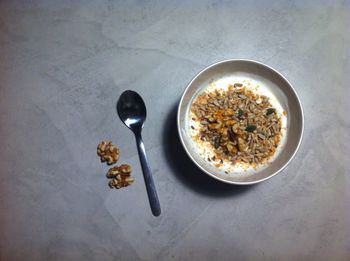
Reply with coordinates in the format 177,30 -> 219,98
135,134 -> 161,216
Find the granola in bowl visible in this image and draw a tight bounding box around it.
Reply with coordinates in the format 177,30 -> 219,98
190,79 -> 286,171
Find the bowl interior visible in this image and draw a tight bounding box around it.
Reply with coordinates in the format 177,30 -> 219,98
177,60 -> 303,185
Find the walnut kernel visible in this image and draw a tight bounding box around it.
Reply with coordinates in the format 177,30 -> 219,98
97,141 -> 120,165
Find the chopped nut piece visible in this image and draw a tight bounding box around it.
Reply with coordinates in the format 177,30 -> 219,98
237,137 -> 249,152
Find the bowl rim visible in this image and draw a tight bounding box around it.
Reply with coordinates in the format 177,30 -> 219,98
177,59 -> 304,185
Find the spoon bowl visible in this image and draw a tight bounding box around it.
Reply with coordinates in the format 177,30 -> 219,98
117,90 -> 146,132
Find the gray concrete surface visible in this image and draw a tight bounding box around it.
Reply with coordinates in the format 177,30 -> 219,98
0,1 -> 349,260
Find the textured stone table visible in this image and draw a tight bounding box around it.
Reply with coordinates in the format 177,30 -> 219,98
0,1 -> 349,260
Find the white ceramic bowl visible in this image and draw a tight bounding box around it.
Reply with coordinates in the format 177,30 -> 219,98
177,59 -> 304,185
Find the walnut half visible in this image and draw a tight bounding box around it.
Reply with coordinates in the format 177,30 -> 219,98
106,164 -> 131,178
97,141 -> 120,165
107,164 -> 134,189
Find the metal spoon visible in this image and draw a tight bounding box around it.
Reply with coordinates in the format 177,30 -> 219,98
117,90 -> 161,216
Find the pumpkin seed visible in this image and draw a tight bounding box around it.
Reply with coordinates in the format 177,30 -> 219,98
266,108 -> 276,115
245,125 -> 257,132
237,109 -> 244,118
